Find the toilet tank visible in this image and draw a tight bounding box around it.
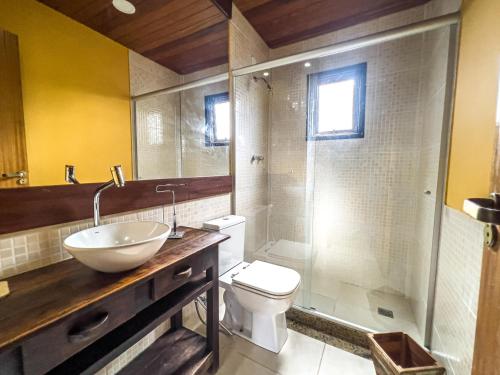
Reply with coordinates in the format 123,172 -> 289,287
203,215 -> 246,276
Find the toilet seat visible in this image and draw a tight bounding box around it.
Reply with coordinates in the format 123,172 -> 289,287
231,260 -> 301,299
231,282 -> 300,300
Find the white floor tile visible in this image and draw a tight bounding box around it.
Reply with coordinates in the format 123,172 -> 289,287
318,344 -> 375,375
231,329 -> 325,375
217,349 -> 278,375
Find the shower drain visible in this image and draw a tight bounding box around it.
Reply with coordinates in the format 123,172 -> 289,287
377,307 -> 394,318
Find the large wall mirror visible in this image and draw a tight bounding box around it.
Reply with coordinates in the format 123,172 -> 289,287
0,0 -> 230,188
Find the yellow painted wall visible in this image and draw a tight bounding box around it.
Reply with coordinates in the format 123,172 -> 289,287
0,0 -> 131,186
446,0 -> 500,209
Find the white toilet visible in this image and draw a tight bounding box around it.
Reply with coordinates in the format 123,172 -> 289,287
203,215 -> 301,353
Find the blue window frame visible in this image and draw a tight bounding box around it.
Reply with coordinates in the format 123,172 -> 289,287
205,92 -> 230,146
306,63 -> 367,140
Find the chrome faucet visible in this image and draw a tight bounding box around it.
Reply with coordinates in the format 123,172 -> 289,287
93,165 -> 125,227
156,183 -> 187,239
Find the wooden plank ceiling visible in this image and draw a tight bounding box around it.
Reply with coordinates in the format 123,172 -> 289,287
37,0 -> 229,74
233,0 -> 432,48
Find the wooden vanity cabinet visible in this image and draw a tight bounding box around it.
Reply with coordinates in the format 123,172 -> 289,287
0,227 -> 227,375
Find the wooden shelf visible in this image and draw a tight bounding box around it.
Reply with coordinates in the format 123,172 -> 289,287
49,276 -> 213,375
119,327 -> 213,375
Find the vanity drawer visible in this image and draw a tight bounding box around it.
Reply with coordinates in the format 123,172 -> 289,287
22,289 -> 135,375
153,247 -> 216,300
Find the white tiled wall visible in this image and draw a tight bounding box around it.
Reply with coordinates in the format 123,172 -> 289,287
229,5 -> 269,71
135,91 -> 182,179
131,51 -> 183,179
180,80 -> 230,178
431,206 -> 483,375
231,4 -> 271,257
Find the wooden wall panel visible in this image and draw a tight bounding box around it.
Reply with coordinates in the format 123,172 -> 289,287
37,0 -> 229,74
0,176 -> 232,235
234,0 -> 431,48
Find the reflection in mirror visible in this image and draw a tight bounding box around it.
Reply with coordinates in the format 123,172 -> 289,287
134,77 -> 230,180
0,0 -> 230,188
181,80 -> 230,177
0,28 -> 28,189
135,90 -> 182,180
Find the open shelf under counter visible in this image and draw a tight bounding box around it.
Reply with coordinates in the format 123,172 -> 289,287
119,327 -> 212,375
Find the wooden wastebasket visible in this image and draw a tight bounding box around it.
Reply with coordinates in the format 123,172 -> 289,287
367,332 -> 446,375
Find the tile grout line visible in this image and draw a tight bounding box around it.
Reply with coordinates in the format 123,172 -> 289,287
316,343 -> 327,375
238,352 -> 280,374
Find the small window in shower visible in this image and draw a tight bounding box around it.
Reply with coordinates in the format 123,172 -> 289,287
307,63 -> 367,140
205,92 -> 230,146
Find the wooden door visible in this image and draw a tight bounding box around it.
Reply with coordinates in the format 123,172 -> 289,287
472,126 -> 500,374
0,28 -> 28,188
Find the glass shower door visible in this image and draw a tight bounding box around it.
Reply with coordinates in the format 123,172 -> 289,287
233,22 -> 457,348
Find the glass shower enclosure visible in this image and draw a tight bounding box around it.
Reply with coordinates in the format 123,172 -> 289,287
233,18 -> 458,347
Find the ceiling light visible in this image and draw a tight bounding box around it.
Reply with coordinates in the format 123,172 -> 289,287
263,72 -> 270,77
304,62 -> 311,68
112,0 -> 136,14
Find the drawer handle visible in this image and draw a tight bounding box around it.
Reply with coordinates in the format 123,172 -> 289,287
173,266 -> 192,280
68,312 -> 109,344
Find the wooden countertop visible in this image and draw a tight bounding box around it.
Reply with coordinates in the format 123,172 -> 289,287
0,227 -> 228,352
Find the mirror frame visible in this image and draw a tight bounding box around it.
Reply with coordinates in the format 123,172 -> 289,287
0,176 -> 232,235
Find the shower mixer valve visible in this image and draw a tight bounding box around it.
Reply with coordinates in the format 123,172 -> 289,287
251,155 -> 265,163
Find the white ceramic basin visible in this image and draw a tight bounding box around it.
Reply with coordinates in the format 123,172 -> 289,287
63,221 -> 171,273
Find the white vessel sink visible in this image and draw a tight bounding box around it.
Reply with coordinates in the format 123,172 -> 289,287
63,221 -> 171,273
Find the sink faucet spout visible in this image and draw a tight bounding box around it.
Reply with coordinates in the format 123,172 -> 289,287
93,165 -> 125,227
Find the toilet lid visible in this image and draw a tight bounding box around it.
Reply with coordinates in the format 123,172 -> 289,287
231,260 -> 301,297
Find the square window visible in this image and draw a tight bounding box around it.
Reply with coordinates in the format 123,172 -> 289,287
307,63 -> 367,140
205,92 -> 230,146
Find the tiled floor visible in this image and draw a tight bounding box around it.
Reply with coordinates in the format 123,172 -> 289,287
217,328 -> 374,375
300,284 -> 420,344
187,320 -> 375,375
297,284 -> 422,343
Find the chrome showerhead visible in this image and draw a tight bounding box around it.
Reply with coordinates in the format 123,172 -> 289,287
253,76 -> 273,91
